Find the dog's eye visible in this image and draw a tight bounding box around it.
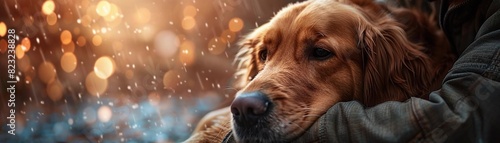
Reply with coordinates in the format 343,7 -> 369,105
259,50 -> 268,61
310,47 -> 333,60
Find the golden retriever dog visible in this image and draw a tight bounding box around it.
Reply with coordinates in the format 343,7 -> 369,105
186,0 -> 454,142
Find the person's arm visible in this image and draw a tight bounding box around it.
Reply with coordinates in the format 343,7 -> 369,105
294,7 -> 500,143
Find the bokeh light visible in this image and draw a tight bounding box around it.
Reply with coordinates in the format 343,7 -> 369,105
155,31 -> 179,58
42,0 -> 56,15
104,4 -> 119,21
76,36 -> 87,47
184,5 -> 197,17
60,30 -> 72,45
92,35 -> 102,46
182,16 -> 196,30
163,70 -> 180,88
21,37 -> 31,52
15,45 -> 25,59
103,4 -> 123,27
85,71 -> 108,96
229,17 -> 244,32
125,70 -> 135,80
97,106 -> 113,122
96,1 -> 112,17
46,13 -> 58,25
80,15 -> 92,27
38,62 -> 57,84
47,80 -> 64,102
94,56 -> 115,79
61,52 -> 78,73
0,22 -> 6,37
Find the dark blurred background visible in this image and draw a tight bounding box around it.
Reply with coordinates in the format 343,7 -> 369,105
0,0 -> 303,142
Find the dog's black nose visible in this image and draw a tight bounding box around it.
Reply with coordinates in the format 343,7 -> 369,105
231,91 -> 272,126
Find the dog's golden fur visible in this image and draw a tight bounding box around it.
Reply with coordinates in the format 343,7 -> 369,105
186,0 -> 454,142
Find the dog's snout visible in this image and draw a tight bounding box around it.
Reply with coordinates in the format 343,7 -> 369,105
231,91 -> 272,126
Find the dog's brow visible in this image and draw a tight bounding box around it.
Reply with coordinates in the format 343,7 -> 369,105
261,29 -> 283,50
304,31 -> 325,44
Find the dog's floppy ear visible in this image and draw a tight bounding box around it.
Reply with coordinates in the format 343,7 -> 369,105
233,24 -> 270,90
358,18 -> 433,107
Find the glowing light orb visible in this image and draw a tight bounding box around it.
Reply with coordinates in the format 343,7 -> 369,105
154,31 -> 179,58
60,30 -> 72,45
97,106 -> 112,122
163,70 -> 180,88
0,22 -> 6,37
104,4 -> 120,22
85,71 -> 108,96
21,38 -> 31,52
42,0 -> 56,15
61,52 -> 77,73
15,45 -> 25,59
80,15 -> 92,27
182,16 -> 196,30
183,5 -> 197,17
229,17 -> 244,32
92,35 -> 102,46
47,80 -> 63,102
96,1 -> 111,17
46,13 -> 57,25
76,36 -> 86,47
94,56 -> 115,79
38,62 -> 57,84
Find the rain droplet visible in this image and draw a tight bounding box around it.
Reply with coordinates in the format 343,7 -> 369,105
132,104 -> 139,109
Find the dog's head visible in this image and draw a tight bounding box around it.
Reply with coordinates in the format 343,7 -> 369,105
231,0 -> 434,142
